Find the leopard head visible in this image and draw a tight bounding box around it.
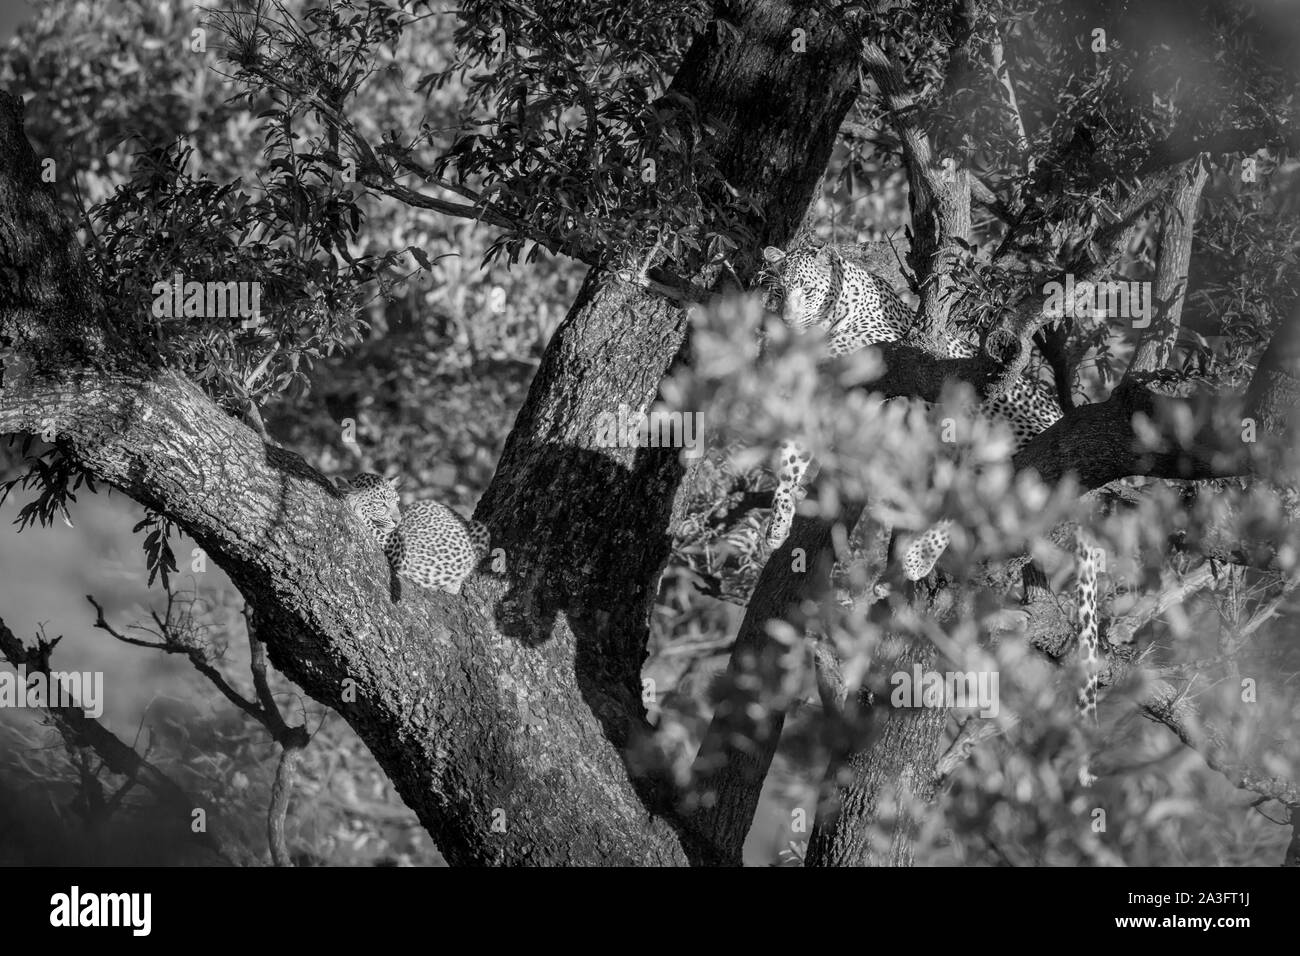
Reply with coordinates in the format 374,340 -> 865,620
344,473 -> 401,538
760,245 -> 841,330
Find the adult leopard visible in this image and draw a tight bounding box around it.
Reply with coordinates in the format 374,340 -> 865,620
759,243 -> 1062,563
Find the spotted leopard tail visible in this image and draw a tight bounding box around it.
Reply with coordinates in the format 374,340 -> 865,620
766,440 -> 813,548
1075,527 -> 1102,786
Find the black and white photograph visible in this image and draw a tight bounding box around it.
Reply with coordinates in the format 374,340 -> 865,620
0,0 -> 1297,901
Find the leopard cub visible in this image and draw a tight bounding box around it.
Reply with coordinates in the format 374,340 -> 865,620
343,473 -> 490,595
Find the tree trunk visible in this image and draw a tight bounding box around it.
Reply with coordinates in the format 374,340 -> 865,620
686,510 -> 851,864
804,588 -> 951,867
470,1 -> 862,856
1128,157 -> 1208,375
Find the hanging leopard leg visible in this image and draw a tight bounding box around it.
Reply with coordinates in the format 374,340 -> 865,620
1075,527 -> 1102,786
901,519 -> 953,581
766,439 -> 813,548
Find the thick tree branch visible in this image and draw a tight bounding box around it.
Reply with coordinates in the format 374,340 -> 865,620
1011,381 -> 1242,490
861,35 -> 971,341
1243,301 -> 1300,438
987,17 -> 1029,167
1138,123 -> 1300,176
1016,295 -> 1300,495
1,365 -> 690,862
686,510 -> 850,864
1126,157 -> 1209,379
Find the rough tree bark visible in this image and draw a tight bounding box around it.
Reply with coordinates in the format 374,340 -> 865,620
687,508 -> 858,864
1127,157 -> 1209,376
0,0 -> 862,866
806,627 -> 948,867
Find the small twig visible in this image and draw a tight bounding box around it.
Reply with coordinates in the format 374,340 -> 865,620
88,594 -> 268,725
1142,680 -> 1300,805
243,604 -> 310,866
1106,562 -> 1217,646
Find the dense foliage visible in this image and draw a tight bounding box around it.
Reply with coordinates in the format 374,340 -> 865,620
2,0 -> 1299,865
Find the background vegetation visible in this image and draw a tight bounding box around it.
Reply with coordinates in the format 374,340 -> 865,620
1,0 -> 1298,865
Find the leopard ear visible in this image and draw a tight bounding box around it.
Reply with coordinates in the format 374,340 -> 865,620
762,246 -> 786,265
816,244 -> 839,263
387,476 -> 401,491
